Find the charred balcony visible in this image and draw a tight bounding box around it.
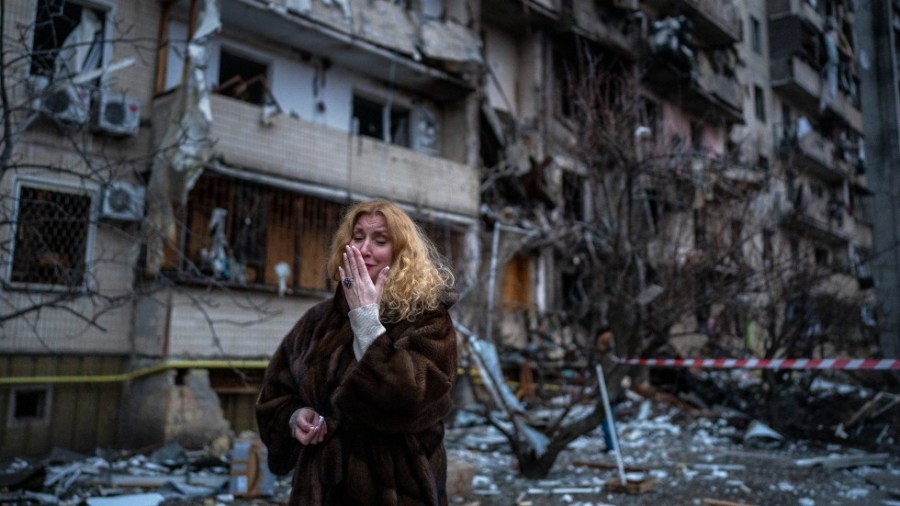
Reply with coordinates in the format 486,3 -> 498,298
643,59 -> 744,124
768,14 -> 862,132
642,0 -> 742,46
180,0 -> 477,102
776,128 -> 848,184
482,0 -> 640,58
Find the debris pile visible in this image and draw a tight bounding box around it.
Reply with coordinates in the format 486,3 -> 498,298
0,433 -> 286,506
445,378 -> 900,506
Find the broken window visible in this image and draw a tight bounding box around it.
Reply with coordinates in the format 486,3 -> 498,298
754,85 -> 766,122
8,181 -> 94,289
215,49 -> 270,105
177,174 -> 465,291
562,171 -> 586,222
762,229 -> 773,268
814,246 -> 830,267
352,95 -> 411,147
7,387 -> 52,428
502,254 -> 532,312
31,0 -> 107,79
179,174 -> 340,291
751,16 -> 762,54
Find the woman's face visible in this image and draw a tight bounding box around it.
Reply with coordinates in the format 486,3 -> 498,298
350,212 -> 394,281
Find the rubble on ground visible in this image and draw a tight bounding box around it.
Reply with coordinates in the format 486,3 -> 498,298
1,379 -> 897,506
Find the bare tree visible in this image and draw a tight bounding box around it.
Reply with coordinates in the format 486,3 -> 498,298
465,52 -> 878,477
0,0 -> 278,352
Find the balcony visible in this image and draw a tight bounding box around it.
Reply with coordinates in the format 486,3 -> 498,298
152,92 -> 479,218
777,129 -> 847,184
643,0 -> 742,46
484,0 -> 640,57
768,0 -> 825,32
770,56 -> 863,132
779,192 -> 852,245
644,61 -> 744,124
193,0 -> 477,102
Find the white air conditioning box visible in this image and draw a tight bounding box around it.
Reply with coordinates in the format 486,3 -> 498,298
101,181 -> 145,221
29,75 -> 91,125
410,104 -> 440,156
93,91 -> 141,136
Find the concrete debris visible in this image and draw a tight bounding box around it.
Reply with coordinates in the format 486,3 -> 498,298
794,452 -> 891,469
742,420 -> 784,449
0,436 -> 271,505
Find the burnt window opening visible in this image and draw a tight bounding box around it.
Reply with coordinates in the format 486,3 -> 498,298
31,0 -> 107,79
754,85 -> 766,122
693,209 -> 707,250
502,254 -> 532,312
789,237 -> 800,267
690,122 -> 704,151
9,183 -> 93,288
352,95 -> 410,147
562,171 -> 587,222
814,246 -> 830,267
216,49 -> 269,105
175,175 -> 464,292
751,16 -> 762,54
8,387 -> 51,428
762,229 -> 774,268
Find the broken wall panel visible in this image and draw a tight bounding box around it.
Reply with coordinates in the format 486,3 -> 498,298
0,355 -> 126,458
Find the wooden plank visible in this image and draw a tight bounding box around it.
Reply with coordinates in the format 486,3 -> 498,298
573,460 -> 653,473
702,499 -> 756,506
604,477 -> 656,494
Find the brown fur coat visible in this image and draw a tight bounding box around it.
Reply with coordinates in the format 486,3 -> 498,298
256,288 -> 458,505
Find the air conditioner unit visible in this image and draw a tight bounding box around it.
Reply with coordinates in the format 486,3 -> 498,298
101,181 -> 145,221
410,104 -> 440,156
29,75 -> 91,125
93,90 -> 141,136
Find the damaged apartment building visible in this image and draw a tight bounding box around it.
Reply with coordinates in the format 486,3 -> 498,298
475,0 -> 876,380
0,0 -> 882,457
0,0 -> 482,456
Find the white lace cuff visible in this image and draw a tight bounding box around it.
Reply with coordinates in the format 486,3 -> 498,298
348,303 -> 385,360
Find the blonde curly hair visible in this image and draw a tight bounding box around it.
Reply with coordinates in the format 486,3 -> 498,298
326,200 -> 454,322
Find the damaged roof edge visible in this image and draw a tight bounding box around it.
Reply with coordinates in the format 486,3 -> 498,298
224,0 -> 477,101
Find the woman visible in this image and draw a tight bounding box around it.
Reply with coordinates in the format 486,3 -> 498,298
256,199 -> 458,505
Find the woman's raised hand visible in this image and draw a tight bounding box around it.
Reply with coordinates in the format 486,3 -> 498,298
338,244 -> 389,310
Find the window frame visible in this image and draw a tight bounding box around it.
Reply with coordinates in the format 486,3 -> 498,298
214,44 -> 273,106
170,172 -> 466,295
7,386 -> 53,429
4,176 -> 99,293
351,93 -> 412,147
30,0 -> 116,82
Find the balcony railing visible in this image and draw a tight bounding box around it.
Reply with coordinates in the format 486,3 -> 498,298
771,56 -> 862,132
683,0 -> 742,45
776,128 -> 847,184
151,92 -> 480,218
767,0 -> 825,31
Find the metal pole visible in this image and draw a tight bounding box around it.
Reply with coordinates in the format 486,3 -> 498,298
485,222 -> 500,342
596,364 -> 626,485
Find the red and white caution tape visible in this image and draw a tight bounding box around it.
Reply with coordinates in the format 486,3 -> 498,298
615,357 -> 900,370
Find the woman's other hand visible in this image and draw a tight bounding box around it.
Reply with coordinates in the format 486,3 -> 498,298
289,407 -> 327,445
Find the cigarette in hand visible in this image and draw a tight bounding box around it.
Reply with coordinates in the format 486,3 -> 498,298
312,415 -> 324,432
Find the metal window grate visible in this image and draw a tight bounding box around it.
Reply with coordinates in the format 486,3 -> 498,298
10,186 -> 92,287
180,174 -> 467,293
